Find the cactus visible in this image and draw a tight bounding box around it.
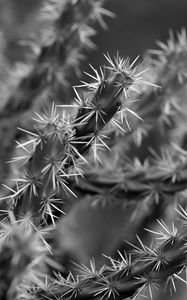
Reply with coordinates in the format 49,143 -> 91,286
1,2 -> 187,300
2,53 -> 155,223
0,0 -> 113,187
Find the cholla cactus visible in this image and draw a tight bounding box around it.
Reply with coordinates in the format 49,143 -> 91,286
0,0 -> 114,118
0,0 -> 113,187
26,206 -> 187,300
1,2 -> 187,300
0,213 -> 50,300
2,52 -> 155,223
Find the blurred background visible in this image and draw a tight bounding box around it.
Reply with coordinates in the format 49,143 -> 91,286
1,0 -> 187,77
88,0 -> 187,66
